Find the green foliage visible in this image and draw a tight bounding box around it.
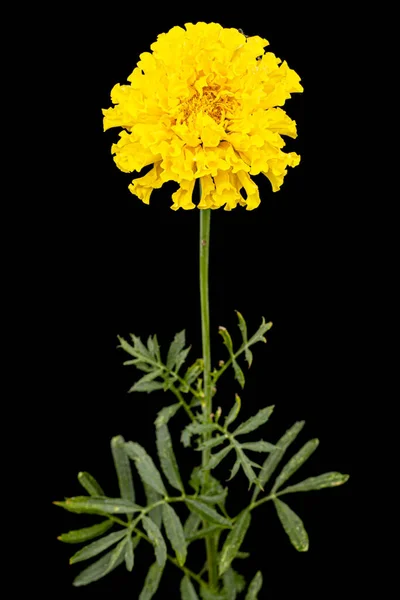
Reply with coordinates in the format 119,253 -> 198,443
55,315 -> 349,594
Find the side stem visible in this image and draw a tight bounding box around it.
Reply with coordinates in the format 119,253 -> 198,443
199,207 -> 218,589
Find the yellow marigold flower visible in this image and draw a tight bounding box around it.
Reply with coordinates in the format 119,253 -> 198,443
103,22 -> 303,211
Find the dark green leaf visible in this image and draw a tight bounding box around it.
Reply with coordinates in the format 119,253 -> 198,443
186,524 -> 229,543
167,330 -> 186,369
72,547 -> 125,587
125,441 -> 167,496
219,326 -> 245,388
58,520 -> 113,544
185,499 -> 231,527
139,561 -> 165,600
252,421 -> 305,502
219,510 -> 251,575
225,394 -> 241,428
236,311 -> 252,367
156,424 -> 184,493
245,571 -> 263,599
197,488 -> 228,504
232,360 -> 245,389
280,471 -> 350,495
200,588 -> 226,599
233,406 -> 274,437
196,435 -> 226,451
129,378 -> 164,393
106,536 -> 129,572
155,403 -> 181,429
54,496 -> 140,515
111,436 -> 135,506
143,482 -> 163,529
142,516 -> 167,567
125,535 -> 134,571
208,445 -> 233,469
181,422 -> 217,448
78,472 -> 104,496
162,503 -> 187,566
183,512 -> 202,539
181,359 -> 203,392
240,441 -> 276,453
69,529 -> 128,564
271,439 -> 319,493
228,458 -> 241,481
235,446 -> 259,488
174,346 -> 191,374
274,498 -> 309,551
181,575 -> 200,599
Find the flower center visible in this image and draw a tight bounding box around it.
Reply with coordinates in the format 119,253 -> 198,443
179,85 -> 239,126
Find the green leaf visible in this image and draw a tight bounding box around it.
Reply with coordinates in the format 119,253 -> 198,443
232,360 -> 245,389
123,359 -> 153,372
125,535 -> 134,571
274,498 -> 309,551
105,536 -> 129,572
155,403 -> 181,429
252,420 -> 305,502
156,424 -> 184,493
117,336 -> 138,358
58,520 -> 113,544
69,529 -> 128,564
186,524 -> 229,543
139,561 -> 165,600
185,499 -> 231,527
223,567 -> 237,600
280,471 -> 350,494
111,435 -> 135,506
197,488 -> 228,504
225,394 -> 241,428
130,378 -> 164,393
174,346 -> 191,374
233,406 -> 274,437
125,441 -> 167,496
143,482 -> 163,529
162,503 -> 187,566
72,547 -> 125,586
167,330 -> 186,369
181,359 -> 204,392
219,510 -> 251,575
180,575 -> 200,599
147,335 -> 161,361
181,422 -> 217,448
142,516 -> 167,567
236,311 -> 252,367
240,441 -> 276,453
78,472 -> 104,496
196,435 -> 226,451
271,439 -> 319,493
228,458 -> 241,481
183,512 -> 202,539
129,334 -> 152,358
247,317 -> 272,345
245,571 -> 263,599
208,445 -> 233,469
200,588 -> 226,600
219,326 -> 245,388
54,496 -> 141,515
234,446 -> 259,488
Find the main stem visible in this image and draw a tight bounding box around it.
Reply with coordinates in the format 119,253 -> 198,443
199,207 -> 218,589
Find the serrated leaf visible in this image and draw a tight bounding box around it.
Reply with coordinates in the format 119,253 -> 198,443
181,359 -> 203,392
236,311 -> 253,367
186,524 -> 229,543
125,535 -> 134,571
111,436 -> 135,508
185,499 -> 231,527
196,435 -> 226,451
232,360 -> 245,388
117,336 -> 138,359
142,516 -> 167,567
219,326 -> 245,388
272,439 -> 319,493
240,441 -> 277,453
139,561 -> 165,600
155,403 -> 181,429
162,503 -> 187,566
124,360 -> 153,372
247,317 -> 272,345
167,330 -> 186,369
274,498 -> 309,551
72,546 -> 125,586
280,471 -> 350,494
225,394 -> 241,428
233,406 -> 274,437
180,575 -> 200,599
156,424 -> 184,493
130,377 -> 164,393
70,529 -> 128,564
252,421 -> 305,502
129,334 -> 152,358
208,444 -> 233,469
245,571 -> 263,599
227,458 -> 241,481
181,422 -> 217,448
143,482 -> 163,530
58,520 -> 113,544
78,472 -> 104,496
174,346 -> 191,374
125,441 -> 167,496
235,446 -> 259,488
184,512 -> 202,539
219,510 -> 251,575
54,496 -> 141,515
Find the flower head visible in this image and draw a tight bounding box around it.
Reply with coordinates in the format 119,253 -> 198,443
103,22 -> 303,210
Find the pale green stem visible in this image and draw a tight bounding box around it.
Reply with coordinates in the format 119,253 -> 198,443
199,206 -> 218,590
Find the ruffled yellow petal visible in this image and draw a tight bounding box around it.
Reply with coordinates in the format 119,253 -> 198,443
128,163 -> 163,204
171,179 -> 196,210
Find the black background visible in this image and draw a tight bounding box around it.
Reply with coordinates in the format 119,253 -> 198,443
28,3 -> 360,597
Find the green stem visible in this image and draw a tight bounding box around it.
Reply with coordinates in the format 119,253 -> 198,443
199,207 -> 218,590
